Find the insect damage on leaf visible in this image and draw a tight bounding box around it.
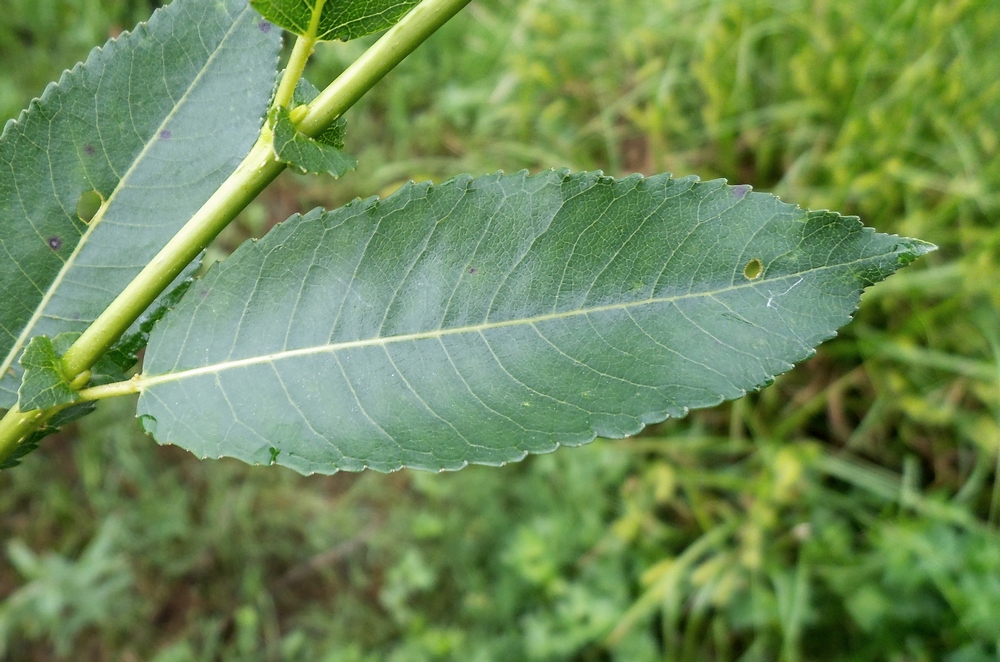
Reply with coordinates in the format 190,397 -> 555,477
76,190 -> 103,224
743,258 -> 763,280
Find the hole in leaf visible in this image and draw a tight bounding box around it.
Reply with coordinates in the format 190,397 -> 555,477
138,414 -> 158,435
744,258 -> 763,280
76,190 -> 103,224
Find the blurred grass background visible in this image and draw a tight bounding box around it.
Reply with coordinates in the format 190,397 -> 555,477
1,0 -> 1000,659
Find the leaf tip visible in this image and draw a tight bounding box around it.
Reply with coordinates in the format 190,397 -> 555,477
903,239 -> 938,260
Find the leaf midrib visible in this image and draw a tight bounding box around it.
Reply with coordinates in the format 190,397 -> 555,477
140,254 -> 883,388
0,6 -> 255,382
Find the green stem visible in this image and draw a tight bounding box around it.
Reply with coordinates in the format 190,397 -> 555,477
272,0 -> 327,111
76,377 -> 142,403
274,36 -> 317,110
0,0 -> 474,466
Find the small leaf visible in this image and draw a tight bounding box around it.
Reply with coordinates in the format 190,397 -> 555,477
252,0 -> 420,42
0,399 -> 97,471
18,335 -> 80,411
0,0 -> 281,409
4,332 -> 102,467
290,77 -> 346,150
292,76 -> 323,106
271,107 -> 355,176
138,171 -> 934,475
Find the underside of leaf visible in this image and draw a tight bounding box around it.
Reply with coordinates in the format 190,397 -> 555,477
271,75 -> 355,179
0,0 -> 281,410
271,107 -> 355,176
137,171 -> 934,475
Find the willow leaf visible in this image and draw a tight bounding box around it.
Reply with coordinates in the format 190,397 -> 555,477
251,0 -> 420,41
18,335 -> 78,411
137,171 -> 933,475
271,107 -> 354,176
292,77 -> 349,150
0,0 -> 281,408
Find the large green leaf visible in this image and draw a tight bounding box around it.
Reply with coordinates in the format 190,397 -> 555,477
0,0 -> 281,408
251,0 -> 420,41
137,171 -> 933,475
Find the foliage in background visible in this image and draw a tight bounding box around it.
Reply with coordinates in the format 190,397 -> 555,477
0,0 -> 160,123
0,0 -> 998,660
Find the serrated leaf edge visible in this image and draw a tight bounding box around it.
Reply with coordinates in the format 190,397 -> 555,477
0,3 -> 267,391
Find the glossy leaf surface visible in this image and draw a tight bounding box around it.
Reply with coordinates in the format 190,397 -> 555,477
0,0 -> 280,408
251,0 -> 420,41
138,171 -> 933,474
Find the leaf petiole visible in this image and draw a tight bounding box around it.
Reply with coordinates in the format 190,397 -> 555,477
271,0 -> 328,111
